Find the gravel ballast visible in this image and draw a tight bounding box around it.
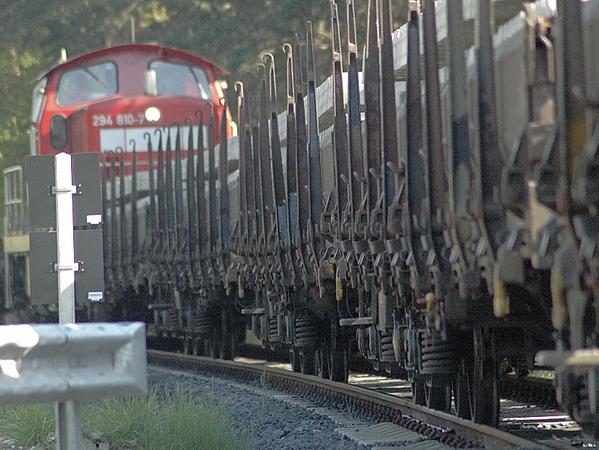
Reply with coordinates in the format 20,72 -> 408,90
149,366 -> 436,450
149,366 -> 365,449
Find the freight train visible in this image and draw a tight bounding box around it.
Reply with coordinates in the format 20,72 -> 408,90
3,0 -> 599,436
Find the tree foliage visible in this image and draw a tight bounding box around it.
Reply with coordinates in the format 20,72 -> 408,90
0,0 -> 405,172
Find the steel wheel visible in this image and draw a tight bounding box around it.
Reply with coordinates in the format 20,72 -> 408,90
299,347 -> 316,375
384,362 -> 402,377
371,358 -> 381,372
425,377 -> 451,411
468,328 -> 500,425
182,334 -> 191,355
328,338 -> 349,383
412,378 -> 426,405
453,361 -> 471,419
315,343 -> 329,379
290,346 -> 301,373
219,305 -> 234,360
192,337 -> 201,356
219,333 -> 234,360
208,336 -> 219,359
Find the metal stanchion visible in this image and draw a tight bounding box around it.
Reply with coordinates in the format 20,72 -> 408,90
53,152 -> 81,450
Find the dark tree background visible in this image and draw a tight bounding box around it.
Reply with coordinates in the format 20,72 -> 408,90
0,0 -> 405,174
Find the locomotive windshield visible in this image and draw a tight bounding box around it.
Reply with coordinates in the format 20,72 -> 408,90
150,60 -> 211,99
56,62 -> 117,106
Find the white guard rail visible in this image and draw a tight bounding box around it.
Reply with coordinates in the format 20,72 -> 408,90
0,322 -> 147,404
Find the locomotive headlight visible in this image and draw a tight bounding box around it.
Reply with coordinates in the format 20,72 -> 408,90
145,106 -> 161,123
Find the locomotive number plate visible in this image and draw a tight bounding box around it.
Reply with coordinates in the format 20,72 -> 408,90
92,113 -> 145,127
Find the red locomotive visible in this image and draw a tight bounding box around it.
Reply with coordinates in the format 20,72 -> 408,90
31,43 -> 232,158
2,42 -> 234,319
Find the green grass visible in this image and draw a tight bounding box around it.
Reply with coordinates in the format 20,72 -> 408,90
0,403 -> 54,448
0,386 -> 253,450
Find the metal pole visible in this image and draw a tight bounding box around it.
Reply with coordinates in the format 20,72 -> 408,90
54,152 -> 81,450
131,17 -> 136,44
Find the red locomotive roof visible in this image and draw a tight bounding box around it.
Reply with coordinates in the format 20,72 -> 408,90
39,43 -> 228,80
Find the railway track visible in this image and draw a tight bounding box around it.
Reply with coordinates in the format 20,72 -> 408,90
148,334 -> 560,407
148,349 -> 564,449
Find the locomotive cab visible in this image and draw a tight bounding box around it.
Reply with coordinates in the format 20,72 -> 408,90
31,43 -> 231,156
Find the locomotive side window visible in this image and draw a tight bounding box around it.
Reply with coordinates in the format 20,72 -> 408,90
149,61 -> 211,100
56,62 -> 117,106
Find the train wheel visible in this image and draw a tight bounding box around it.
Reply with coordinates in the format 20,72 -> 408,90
207,336 -> 219,359
219,334 -> 235,361
412,379 -> 426,405
425,377 -> 451,412
219,331 -> 234,360
219,311 -> 234,360
299,347 -> 316,375
290,347 -> 301,373
203,339 -> 213,357
315,343 -> 329,379
328,338 -> 349,383
182,334 -> 191,355
206,336 -> 218,359
219,305 -> 234,360
384,362 -> 402,378
453,361 -> 471,419
192,337 -> 201,356
469,328 -> 500,426
371,359 -> 381,372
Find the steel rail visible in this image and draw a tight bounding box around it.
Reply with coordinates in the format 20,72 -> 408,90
147,350 -> 548,449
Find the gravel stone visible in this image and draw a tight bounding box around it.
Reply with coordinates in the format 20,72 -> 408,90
149,366 -> 373,449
